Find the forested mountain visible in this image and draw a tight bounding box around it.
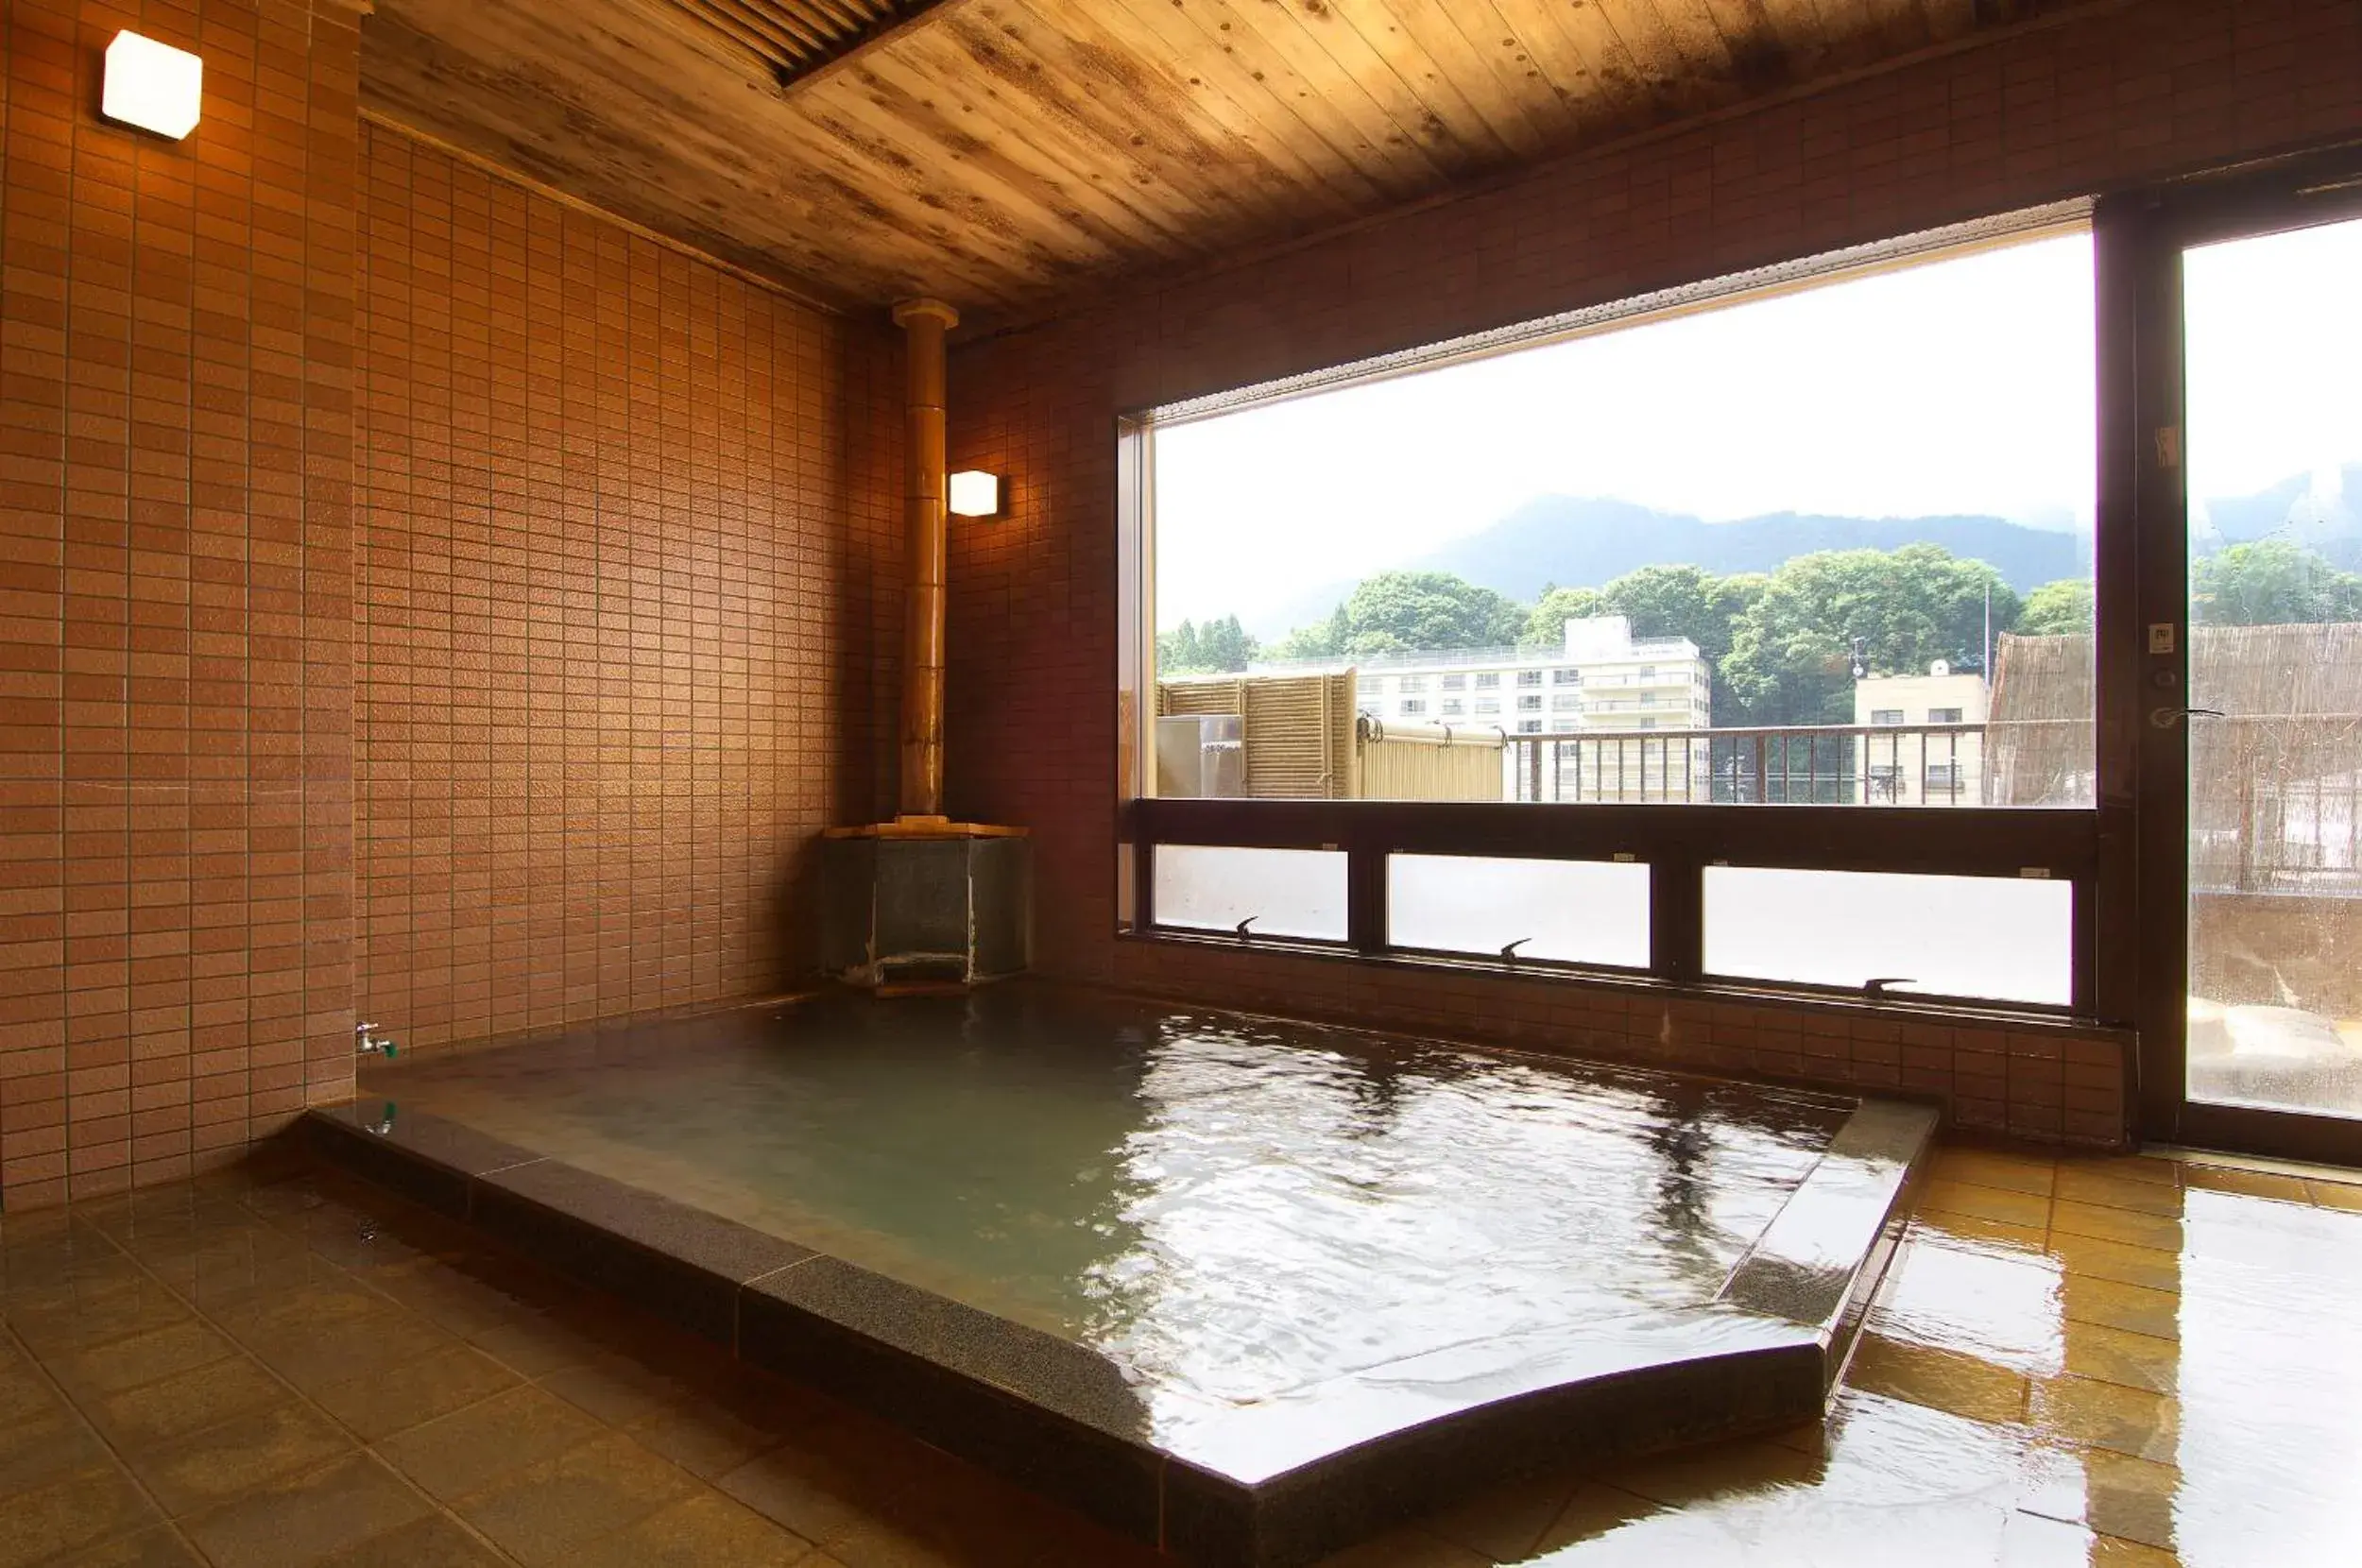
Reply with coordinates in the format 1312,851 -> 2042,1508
1413,498 -> 2088,605
1252,499 -> 2086,639
1242,468 -> 2360,640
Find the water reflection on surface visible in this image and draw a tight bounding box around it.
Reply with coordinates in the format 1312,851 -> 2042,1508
1480,1149 -> 2362,1568
364,988 -> 1853,1416
1077,1018 -> 1831,1409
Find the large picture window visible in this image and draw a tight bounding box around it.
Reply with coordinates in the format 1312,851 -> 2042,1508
1123,211 -> 2106,1014
1145,226 -> 2096,812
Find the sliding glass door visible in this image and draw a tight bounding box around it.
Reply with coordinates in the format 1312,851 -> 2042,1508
2159,195 -> 2362,1161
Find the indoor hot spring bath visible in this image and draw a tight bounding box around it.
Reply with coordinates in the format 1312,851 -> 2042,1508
302,986 -> 1932,1567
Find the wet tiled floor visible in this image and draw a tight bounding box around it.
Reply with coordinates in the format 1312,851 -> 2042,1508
2,1140 -> 2358,1567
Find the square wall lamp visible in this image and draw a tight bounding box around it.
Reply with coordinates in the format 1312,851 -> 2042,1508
949,470 -> 1002,520
103,31 -> 203,140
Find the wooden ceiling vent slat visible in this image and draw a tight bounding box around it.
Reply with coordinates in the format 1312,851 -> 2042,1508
668,0 -> 796,68
651,0 -> 947,83
696,0 -> 813,57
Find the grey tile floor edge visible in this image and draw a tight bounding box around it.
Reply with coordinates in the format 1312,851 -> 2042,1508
295,1090 -> 1937,1568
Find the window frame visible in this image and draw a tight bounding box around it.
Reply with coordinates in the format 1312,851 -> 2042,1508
2121,144 -> 2362,1165
1126,796 -> 2098,1015
1117,200 -> 2121,1027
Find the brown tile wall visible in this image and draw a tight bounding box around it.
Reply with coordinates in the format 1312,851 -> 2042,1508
1,0 -> 363,1206
943,0 -> 2362,1148
352,122 -> 901,1054
0,23 -> 901,1209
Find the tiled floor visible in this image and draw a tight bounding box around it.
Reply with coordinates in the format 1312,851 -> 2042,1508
3,1142 -> 2359,1567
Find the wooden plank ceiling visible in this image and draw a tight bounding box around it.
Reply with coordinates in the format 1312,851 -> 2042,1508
360,0 -> 2089,320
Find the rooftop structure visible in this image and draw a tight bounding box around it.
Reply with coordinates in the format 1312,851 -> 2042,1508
1854,665 -> 1990,806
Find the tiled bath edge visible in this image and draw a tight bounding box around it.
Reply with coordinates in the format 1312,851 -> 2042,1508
735,1266 -> 1168,1545
1823,1104 -> 1938,1392
1719,1099 -> 1940,1391
1163,1340 -> 1827,1568
293,1101 -> 1922,1567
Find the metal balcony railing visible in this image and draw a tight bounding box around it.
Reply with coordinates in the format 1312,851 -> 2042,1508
1506,721 -> 2003,806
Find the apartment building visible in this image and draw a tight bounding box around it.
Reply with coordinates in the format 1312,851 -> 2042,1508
1253,616 -> 1713,735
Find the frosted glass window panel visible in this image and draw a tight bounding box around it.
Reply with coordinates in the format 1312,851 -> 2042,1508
1390,855 -> 1651,969
1703,867 -> 2072,1006
1155,846 -> 1348,941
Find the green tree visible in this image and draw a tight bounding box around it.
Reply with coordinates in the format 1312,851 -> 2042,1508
1604,564 -> 1753,664
2018,578 -> 2095,637
1194,614 -> 1256,671
1272,602 -> 1350,660
1156,614 -> 1258,674
1521,585 -> 1606,645
1708,572 -> 1770,638
1278,571 -> 1523,657
2191,540 -> 2362,626
1722,546 -> 2020,725
1694,572 -> 1769,724
1156,620 -> 1201,673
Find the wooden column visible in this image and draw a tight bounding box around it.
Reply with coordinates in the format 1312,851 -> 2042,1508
892,298 -> 958,820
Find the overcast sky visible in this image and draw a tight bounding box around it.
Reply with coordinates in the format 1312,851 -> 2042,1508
2184,215 -> 2362,512
1154,220 -> 2362,632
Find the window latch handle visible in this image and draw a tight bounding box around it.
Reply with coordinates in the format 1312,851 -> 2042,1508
1863,977 -> 1916,997
1500,938 -> 1532,961
1234,915 -> 1258,938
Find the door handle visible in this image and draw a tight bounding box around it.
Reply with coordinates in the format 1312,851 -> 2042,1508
2149,707 -> 2225,728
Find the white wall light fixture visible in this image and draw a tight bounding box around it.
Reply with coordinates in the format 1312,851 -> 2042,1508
102,32 -> 204,141
948,470 -> 1002,520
